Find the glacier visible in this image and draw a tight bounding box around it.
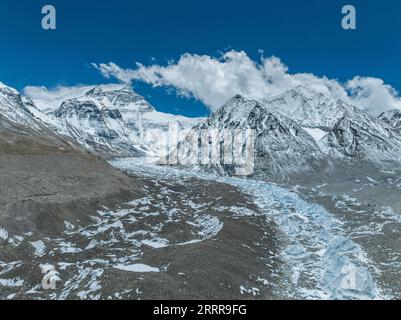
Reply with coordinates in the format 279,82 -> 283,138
110,158 -> 384,300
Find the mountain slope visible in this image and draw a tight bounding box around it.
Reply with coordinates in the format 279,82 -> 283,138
0,83 -> 137,235
264,86 -> 401,165
166,87 -> 401,179
166,95 -> 327,179
378,109 -> 401,132
322,104 -> 401,163
0,83 -> 45,131
28,84 -> 203,158
263,85 -> 353,129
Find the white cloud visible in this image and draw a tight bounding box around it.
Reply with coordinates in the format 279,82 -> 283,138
93,50 -> 401,115
346,77 -> 401,116
92,62 -> 137,84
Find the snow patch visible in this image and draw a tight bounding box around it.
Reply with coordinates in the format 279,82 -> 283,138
114,264 -> 160,273
302,127 -> 327,142
30,240 -> 46,257
0,227 -> 9,242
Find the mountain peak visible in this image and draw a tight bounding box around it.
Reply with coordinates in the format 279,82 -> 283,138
86,83 -> 135,95
84,83 -> 152,111
232,93 -> 246,100
225,94 -> 248,104
285,85 -> 321,99
291,85 -> 312,94
217,95 -> 261,119
0,82 -> 19,95
264,88 -> 356,128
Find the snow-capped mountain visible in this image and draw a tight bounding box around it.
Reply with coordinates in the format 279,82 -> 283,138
166,86 -> 401,178
3,79 -> 401,177
263,86 -> 401,164
52,97 -> 144,157
28,84 -> 204,158
0,82 -> 79,152
263,85 -> 353,129
1,81 -> 51,135
166,94 -> 326,179
0,82 -> 43,130
321,103 -> 401,163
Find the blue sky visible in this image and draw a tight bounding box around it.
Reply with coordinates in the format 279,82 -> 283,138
1,0 -> 401,117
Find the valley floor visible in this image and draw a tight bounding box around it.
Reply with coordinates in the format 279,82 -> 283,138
0,163 -> 282,299
0,158 -> 400,299
111,159 -> 385,300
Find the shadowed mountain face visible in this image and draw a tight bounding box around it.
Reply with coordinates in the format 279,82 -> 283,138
165,95 -> 328,180
0,84 -> 137,236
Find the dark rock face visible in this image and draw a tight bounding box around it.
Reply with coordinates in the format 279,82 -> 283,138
55,100 -> 103,121
103,108 -> 123,120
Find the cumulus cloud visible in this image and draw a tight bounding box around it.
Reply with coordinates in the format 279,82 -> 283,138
97,51 -> 401,114
346,77 -> 401,115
